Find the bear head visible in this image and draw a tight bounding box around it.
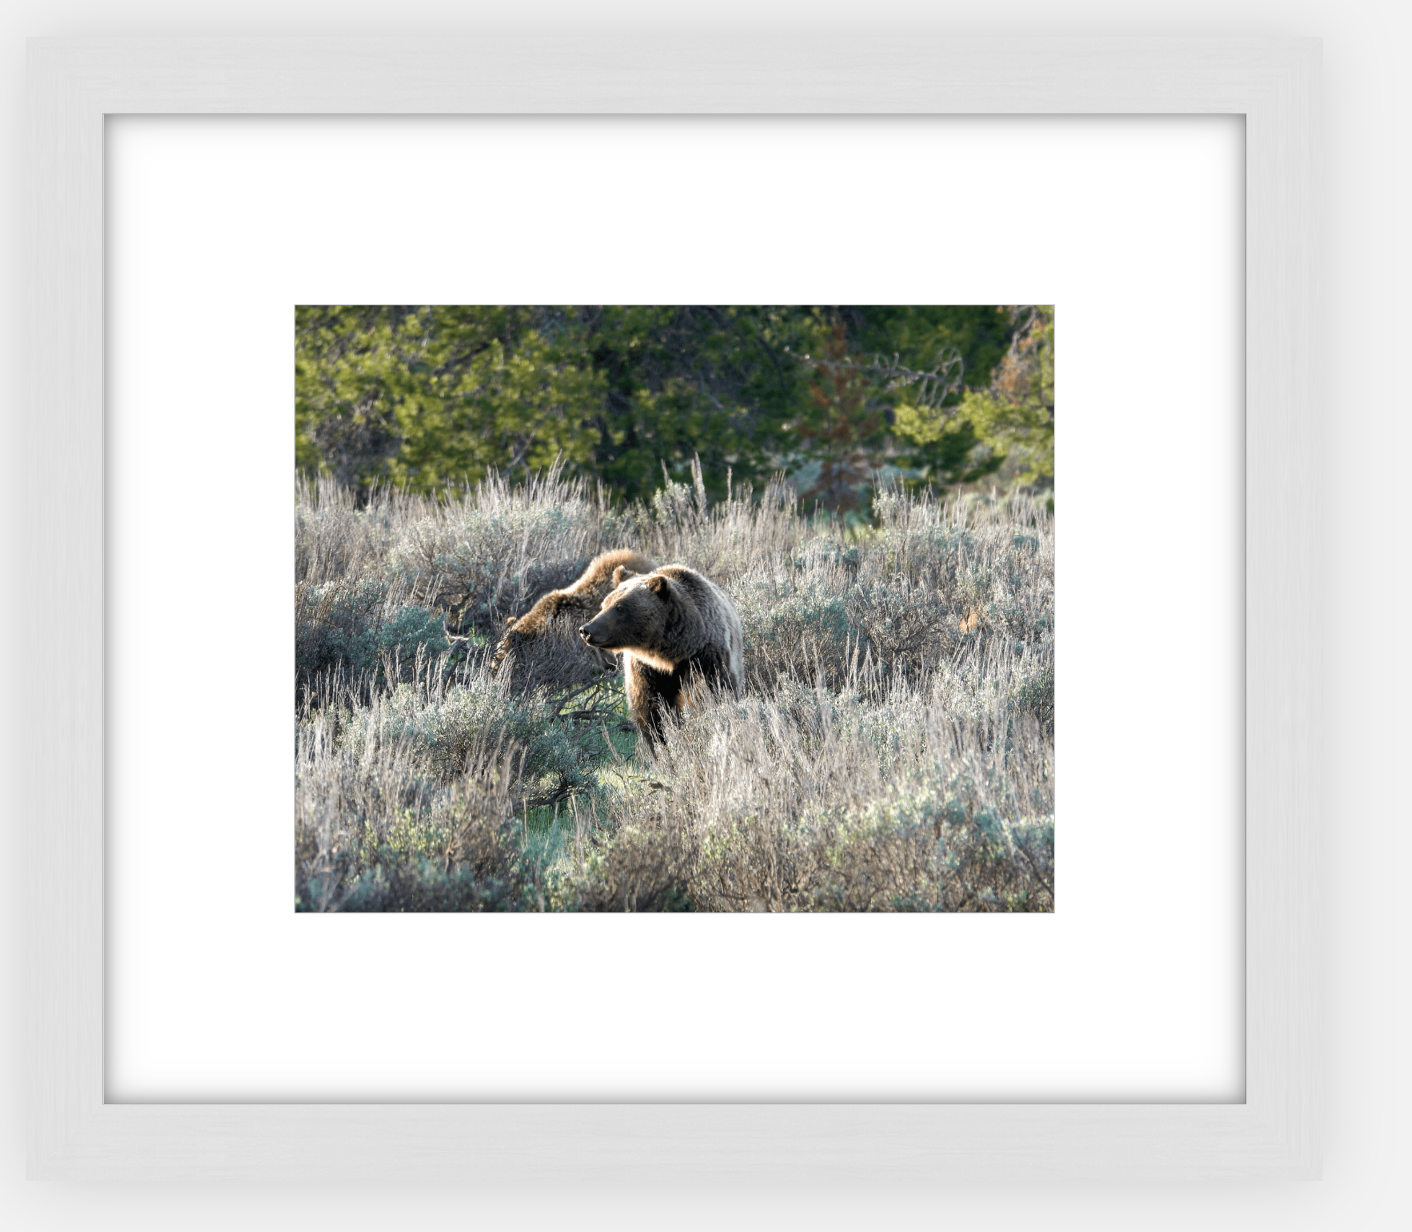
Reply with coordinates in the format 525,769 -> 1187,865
580,570 -> 673,663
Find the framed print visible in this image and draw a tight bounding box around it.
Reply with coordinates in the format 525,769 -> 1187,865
106,117 -> 1238,1108
26,35 -> 1318,1179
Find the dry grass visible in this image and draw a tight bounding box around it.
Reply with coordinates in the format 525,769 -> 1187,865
294,463 -> 1054,912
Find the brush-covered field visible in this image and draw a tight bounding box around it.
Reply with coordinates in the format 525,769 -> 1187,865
295,465 -> 1054,912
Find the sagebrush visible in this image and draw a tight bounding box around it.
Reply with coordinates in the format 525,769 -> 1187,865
295,463 -> 1054,911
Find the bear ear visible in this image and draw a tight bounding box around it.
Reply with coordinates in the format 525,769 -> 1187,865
645,574 -> 670,596
505,616 -> 518,626
612,565 -> 639,587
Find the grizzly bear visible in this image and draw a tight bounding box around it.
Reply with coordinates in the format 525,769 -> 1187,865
494,549 -> 655,677
578,564 -> 744,750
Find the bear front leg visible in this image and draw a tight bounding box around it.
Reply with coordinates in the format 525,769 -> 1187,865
626,658 -> 681,753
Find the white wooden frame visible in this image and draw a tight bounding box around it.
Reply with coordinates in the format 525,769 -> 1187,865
25,35 -> 1319,1180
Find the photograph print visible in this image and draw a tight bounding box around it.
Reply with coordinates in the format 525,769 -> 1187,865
294,306 -> 1054,912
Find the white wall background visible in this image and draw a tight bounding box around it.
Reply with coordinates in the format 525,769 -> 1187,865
2,0 -> 1407,1228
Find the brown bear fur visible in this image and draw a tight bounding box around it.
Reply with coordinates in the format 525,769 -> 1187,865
578,564 -> 744,750
493,549 -> 655,677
